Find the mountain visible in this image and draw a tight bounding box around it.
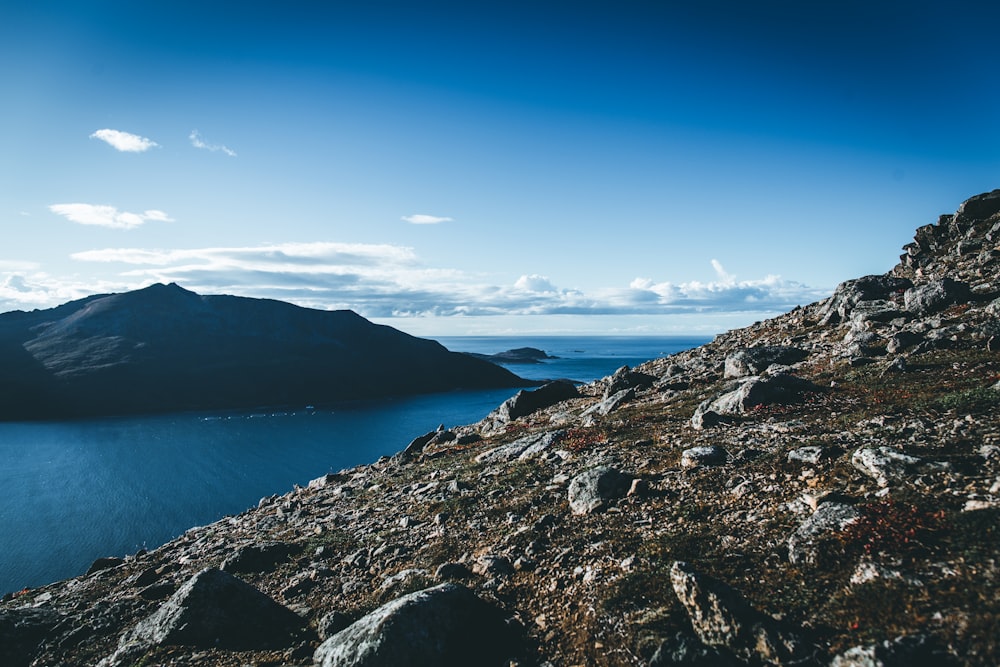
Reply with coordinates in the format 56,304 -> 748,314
0,283 -> 528,420
3,191 -> 1000,666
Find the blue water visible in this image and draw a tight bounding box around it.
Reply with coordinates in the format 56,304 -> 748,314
0,336 -> 706,594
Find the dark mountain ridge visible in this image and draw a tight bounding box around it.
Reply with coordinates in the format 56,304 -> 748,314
0,283 -> 528,420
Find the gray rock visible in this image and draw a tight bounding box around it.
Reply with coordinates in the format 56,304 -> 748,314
103,568 -> 309,665
434,562 -> 474,580
649,630 -> 740,666
681,445 -> 729,468
480,381 -> 579,434
886,331 -> 924,354
818,275 -> 913,325
724,346 -> 809,378
394,429 -> 438,462
568,466 -> 633,514
788,502 -> 860,566
221,541 -> 296,574
475,429 -> 564,464
903,278 -> 971,315
0,607 -> 64,667
312,582 -> 518,667
583,387 -> 635,416
787,445 -> 841,465
605,365 -> 656,394
691,373 -> 820,429
86,556 -> 125,576
850,447 -> 948,487
831,634 -> 954,666
669,561 -> 816,665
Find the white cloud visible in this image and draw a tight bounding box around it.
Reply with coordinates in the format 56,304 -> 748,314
402,214 -> 453,224
189,130 -> 236,157
49,203 -> 174,230
90,129 -> 158,152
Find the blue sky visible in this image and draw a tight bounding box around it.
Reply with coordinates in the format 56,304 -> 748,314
2,1 -> 998,335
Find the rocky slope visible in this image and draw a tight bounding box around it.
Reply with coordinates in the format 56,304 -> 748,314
0,283 -> 528,420
3,191 -> 1000,666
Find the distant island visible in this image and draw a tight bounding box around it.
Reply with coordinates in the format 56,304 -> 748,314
0,283 -> 530,420
463,347 -> 558,364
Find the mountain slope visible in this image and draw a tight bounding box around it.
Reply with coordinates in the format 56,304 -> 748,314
0,283 -> 528,419
3,191 -> 999,666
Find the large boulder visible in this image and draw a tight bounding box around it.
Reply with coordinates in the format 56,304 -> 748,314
312,583 -> 519,667
101,568 -> 309,665
692,373 -> 820,429
818,275 -> 913,325
480,381 -> 579,434
903,278 -> 971,315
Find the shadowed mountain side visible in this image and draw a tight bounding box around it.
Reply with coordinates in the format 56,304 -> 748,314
0,283 -> 531,420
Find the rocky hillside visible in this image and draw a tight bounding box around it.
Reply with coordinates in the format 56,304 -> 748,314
3,191 -> 1000,666
0,283 -> 528,420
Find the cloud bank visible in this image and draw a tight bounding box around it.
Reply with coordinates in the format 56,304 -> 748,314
402,214 -> 452,224
90,129 -> 158,152
189,130 -> 237,157
56,242 -> 829,320
49,204 -> 173,230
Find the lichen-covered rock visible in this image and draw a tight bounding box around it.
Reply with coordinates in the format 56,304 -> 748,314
903,278 -> 971,315
818,275 -> 913,325
692,372 -> 820,429
312,583 -> 518,667
724,346 -> 809,378
681,445 -> 729,468
851,447 -> 949,487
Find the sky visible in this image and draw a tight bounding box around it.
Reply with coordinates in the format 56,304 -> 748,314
2,1 -> 999,336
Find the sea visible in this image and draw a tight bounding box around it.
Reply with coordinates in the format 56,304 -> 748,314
0,335 -> 708,594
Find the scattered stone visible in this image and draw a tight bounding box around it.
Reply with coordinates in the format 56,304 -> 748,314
583,387 -> 635,416
435,562 -> 474,580
312,583 -> 519,667
788,502 -> 860,566
669,561 -> 816,665
567,467 -> 633,514
648,630 -> 741,666
472,555 -> 514,577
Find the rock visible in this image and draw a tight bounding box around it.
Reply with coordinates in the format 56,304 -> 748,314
818,275 -> 913,325
480,381 -> 579,434
903,278 -> 971,315
86,556 -> 125,576
787,445 -> 842,464
605,365 -> 656,393
851,447 -> 948,487
788,502 -> 860,566
0,607 -> 64,667
472,555 -> 514,577
649,630 -> 741,666
318,611 -> 354,640
221,541 -> 296,574
102,568 -> 309,665
724,346 -> 809,378
583,387 -> 635,416
831,634 -> 954,666
886,330 -> 924,354
567,466 -> 633,514
692,373 -> 820,429
394,430 -> 438,462
312,583 -> 519,667
681,445 -> 729,468
669,561 -> 816,665
435,562 -> 474,580
475,429 -> 564,464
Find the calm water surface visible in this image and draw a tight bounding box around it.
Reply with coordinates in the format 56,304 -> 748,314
0,336 -> 707,593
